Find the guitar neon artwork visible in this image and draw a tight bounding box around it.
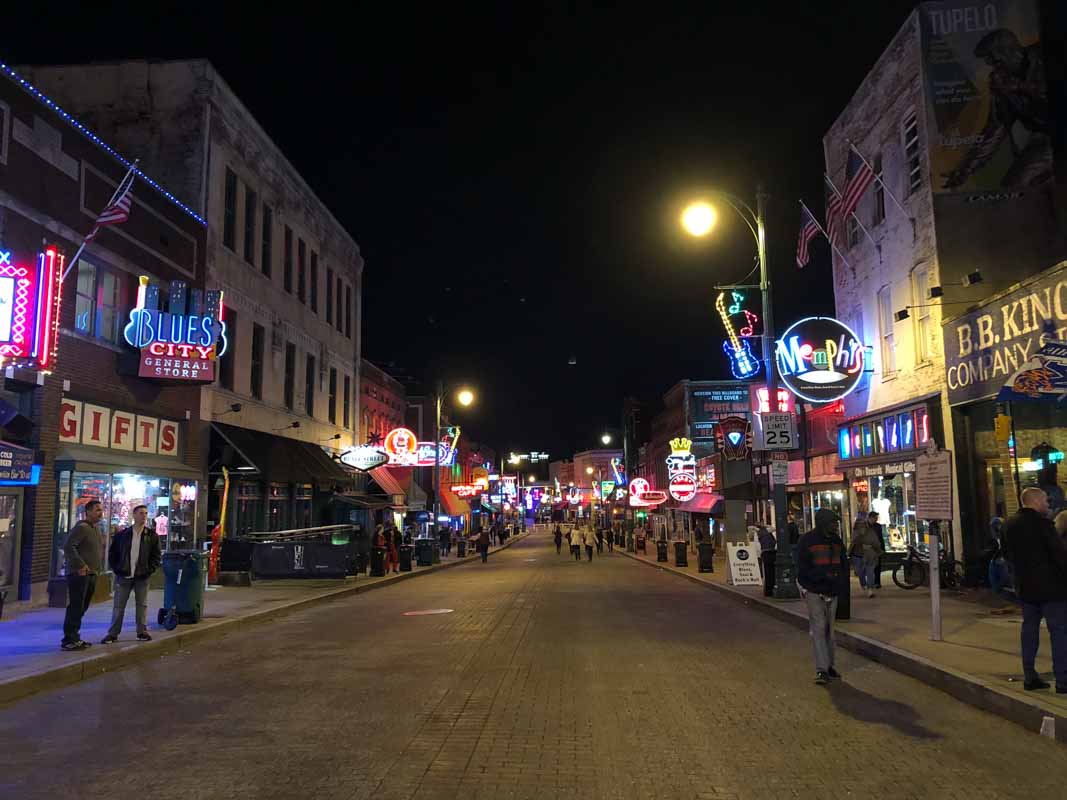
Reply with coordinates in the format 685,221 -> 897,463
716,292 -> 761,379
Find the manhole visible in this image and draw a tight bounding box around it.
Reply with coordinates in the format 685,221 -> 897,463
403,608 -> 454,616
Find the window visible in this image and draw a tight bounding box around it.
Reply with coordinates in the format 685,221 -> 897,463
872,155 -> 885,225
261,205 -> 273,278
846,214 -> 860,249
251,323 -> 265,399
0,100 -> 9,165
912,266 -> 933,364
343,374 -> 351,428
328,368 -> 338,424
345,285 -> 352,338
297,239 -> 307,304
902,111 -> 922,195
243,186 -> 257,265
310,251 -> 318,313
305,354 -> 316,416
283,226 -> 293,293
73,260 -> 125,344
877,284 -> 896,375
223,168 -> 238,251
220,309 -> 238,390
335,277 -> 343,332
326,267 -> 334,324
284,342 -> 296,410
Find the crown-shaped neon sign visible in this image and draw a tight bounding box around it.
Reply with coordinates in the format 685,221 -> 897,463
668,437 -> 692,456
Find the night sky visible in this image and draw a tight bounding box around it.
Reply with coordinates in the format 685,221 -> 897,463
4,1 -> 920,459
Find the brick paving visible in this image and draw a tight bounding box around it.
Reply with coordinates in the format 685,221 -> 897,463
3,530 -> 1066,800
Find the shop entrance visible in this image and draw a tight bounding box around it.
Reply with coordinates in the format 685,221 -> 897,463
0,489 -> 23,594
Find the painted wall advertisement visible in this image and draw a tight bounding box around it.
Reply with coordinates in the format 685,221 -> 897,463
920,0 -> 1050,195
944,265 -> 1067,405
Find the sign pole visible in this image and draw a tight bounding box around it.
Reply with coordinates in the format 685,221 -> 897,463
929,521 -> 942,641
915,442 -> 952,642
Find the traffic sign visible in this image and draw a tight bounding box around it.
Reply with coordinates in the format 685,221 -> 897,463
758,412 -> 796,450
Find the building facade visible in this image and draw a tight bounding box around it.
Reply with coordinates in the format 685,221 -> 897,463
359,359 -> 406,445
23,60 -> 364,537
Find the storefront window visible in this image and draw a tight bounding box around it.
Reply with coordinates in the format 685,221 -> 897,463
865,473 -> 926,552
0,492 -> 21,589
111,474 -> 198,551
294,484 -> 313,529
885,416 -> 900,452
237,481 -> 263,535
53,471 -> 112,576
915,407 -> 930,446
874,420 -> 886,454
861,424 -> 874,457
269,483 -> 291,531
852,426 -> 862,456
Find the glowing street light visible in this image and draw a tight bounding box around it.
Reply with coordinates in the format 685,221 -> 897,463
601,433 -> 612,445
681,201 -> 717,237
456,388 -> 474,407
586,466 -> 594,475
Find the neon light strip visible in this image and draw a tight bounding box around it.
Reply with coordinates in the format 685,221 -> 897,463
0,62 -> 206,226
32,252 -> 45,359
38,248 -> 57,368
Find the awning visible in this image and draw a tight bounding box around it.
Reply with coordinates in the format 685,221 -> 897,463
677,492 -> 724,515
407,479 -> 427,511
212,422 -> 350,486
368,466 -> 411,499
55,446 -> 202,481
440,490 -> 471,517
330,493 -> 391,510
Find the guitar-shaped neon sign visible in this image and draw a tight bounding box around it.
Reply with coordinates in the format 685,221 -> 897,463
716,291 -> 760,379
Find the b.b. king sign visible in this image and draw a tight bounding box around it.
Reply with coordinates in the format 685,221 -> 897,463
123,276 -> 227,382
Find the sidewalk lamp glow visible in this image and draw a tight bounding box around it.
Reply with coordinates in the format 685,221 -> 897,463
600,433 -> 612,445
456,388 -> 474,407
681,201 -> 717,237
586,466 -> 594,475
528,474 -> 537,483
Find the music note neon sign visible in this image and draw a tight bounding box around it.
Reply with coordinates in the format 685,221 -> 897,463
716,291 -> 760,379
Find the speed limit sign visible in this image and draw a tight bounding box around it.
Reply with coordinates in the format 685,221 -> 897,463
758,412 -> 796,450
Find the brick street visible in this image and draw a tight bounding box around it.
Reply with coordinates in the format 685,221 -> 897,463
3,531 -> 1065,800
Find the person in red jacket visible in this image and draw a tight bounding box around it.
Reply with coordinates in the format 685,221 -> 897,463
385,525 -> 399,574
796,508 -> 849,685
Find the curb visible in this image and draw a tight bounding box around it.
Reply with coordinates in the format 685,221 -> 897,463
0,533 -> 529,706
616,547 -> 1066,744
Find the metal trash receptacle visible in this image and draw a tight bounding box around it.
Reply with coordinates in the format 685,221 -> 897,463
698,541 -> 715,572
416,540 -> 434,566
432,543 -> 441,564
655,540 -> 668,562
673,541 -> 688,567
457,539 -> 467,557
159,551 -> 206,629
399,545 -> 413,572
370,546 -> 386,577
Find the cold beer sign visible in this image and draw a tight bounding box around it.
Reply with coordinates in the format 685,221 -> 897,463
123,276 -> 228,382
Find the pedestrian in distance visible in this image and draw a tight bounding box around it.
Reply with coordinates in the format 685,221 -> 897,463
554,525 -> 564,555
584,528 -> 595,562
595,527 -> 604,555
848,513 -> 871,590
385,526 -> 399,574
867,510 -> 885,588
796,508 -> 849,685
393,526 -> 404,569
60,499 -> 105,651
1004,487 -> 1067,693
757,525 -> 776,598
1055,509 -> 1067,542
607,525 -> 615,553
849,513 -> 882,598
439,525 -> 450,558
478,526 -> 491,563
102,504 -> 161,644
569,527 -> 583,561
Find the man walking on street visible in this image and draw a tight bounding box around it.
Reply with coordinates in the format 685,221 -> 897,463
61,499 -> 104,651
1005,487 -> 1067,693
102,504 -> 161,643
868,510 -> 885,589
757,525 -> 776,598
478,526 -> 490,563
796,508 -> 848,685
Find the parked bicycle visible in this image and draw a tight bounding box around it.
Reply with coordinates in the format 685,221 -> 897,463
892,544 -> 965,590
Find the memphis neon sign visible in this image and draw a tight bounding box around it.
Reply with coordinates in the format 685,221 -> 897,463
124,277 -> 227,381
0,246 -> 64,372
775,316 -> 871,403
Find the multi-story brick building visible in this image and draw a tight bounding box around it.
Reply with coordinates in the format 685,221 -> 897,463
22,60 -> 364,537
0,62 -> 208,605
359,359 -> 406,445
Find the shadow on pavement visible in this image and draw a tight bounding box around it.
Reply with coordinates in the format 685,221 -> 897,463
827,681 -> 942,740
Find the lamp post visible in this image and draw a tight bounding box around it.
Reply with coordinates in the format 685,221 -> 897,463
682,188 -> 798,599
432,382 -> 474,536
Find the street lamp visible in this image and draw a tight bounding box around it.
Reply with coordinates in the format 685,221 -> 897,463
682,187 -> 798,600
433,382 -> 475,539
601,433 -> 612,445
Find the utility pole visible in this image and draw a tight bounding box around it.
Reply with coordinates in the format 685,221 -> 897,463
432,379 -> 442,535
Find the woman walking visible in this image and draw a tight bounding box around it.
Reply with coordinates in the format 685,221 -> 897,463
554,524 -> 564,555
584,528 -> 595,562
569,527 -> 583,561
849,514 -> 882,597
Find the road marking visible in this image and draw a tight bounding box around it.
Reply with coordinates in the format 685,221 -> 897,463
402,609 -> 454,616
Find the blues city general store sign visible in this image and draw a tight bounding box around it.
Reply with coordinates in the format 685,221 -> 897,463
944,265 -> 1067,405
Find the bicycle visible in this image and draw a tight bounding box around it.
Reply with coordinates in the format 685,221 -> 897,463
892,545 -> 965,590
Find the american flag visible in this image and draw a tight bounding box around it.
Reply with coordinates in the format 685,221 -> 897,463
840,146 -> 875,220
796,204 -> 820,268
85,168 -> 136,242
824,176 -> 844,247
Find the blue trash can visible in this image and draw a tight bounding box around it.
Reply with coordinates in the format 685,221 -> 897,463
158,551 -> 205,629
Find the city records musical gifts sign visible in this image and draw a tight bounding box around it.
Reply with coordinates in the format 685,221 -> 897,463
123,277 -> 227,382
59,399 -> 180,456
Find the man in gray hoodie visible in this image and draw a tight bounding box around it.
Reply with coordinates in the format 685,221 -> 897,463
61,499 -> 104,651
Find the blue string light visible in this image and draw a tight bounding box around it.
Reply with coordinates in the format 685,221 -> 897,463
0,61 -> 206,227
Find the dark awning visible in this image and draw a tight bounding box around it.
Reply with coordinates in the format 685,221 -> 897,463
212,422 -> 351,486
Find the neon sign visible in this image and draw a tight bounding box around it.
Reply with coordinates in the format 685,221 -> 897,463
382,426 -> 459,467
629,477 -> 667,508
716,291 -> 760,379
449,484 -> 478,498
775,316 -> 872,403
716,416 -> 752,461
124,277 -> 227,382
0,245 -> 64,371
665,437 -> 697,502
610,456 -> 626,485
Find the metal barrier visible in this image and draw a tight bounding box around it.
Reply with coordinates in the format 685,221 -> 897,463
242,524 -> 357,543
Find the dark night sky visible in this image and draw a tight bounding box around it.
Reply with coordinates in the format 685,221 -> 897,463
4,1 -> 921,459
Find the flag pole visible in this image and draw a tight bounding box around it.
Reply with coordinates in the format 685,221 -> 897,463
60,159 -> 139,283
800,200 -> 852,270
824,173 -> 881,259
847,141 -> 913,226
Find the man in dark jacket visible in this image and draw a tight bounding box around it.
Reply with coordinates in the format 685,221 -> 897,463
868,511 -> 885,589
102,504 -> 162,644
1004,488 -> 1067,692
757,526 -> 777,597
61,499 -> 105,650
796,508 -> 849,685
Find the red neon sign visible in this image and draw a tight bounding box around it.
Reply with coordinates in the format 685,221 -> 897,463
0,246 -> 64,371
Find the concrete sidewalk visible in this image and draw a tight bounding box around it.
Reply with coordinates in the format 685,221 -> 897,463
617,541 -> 1066,742
0,533 -> 527,705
